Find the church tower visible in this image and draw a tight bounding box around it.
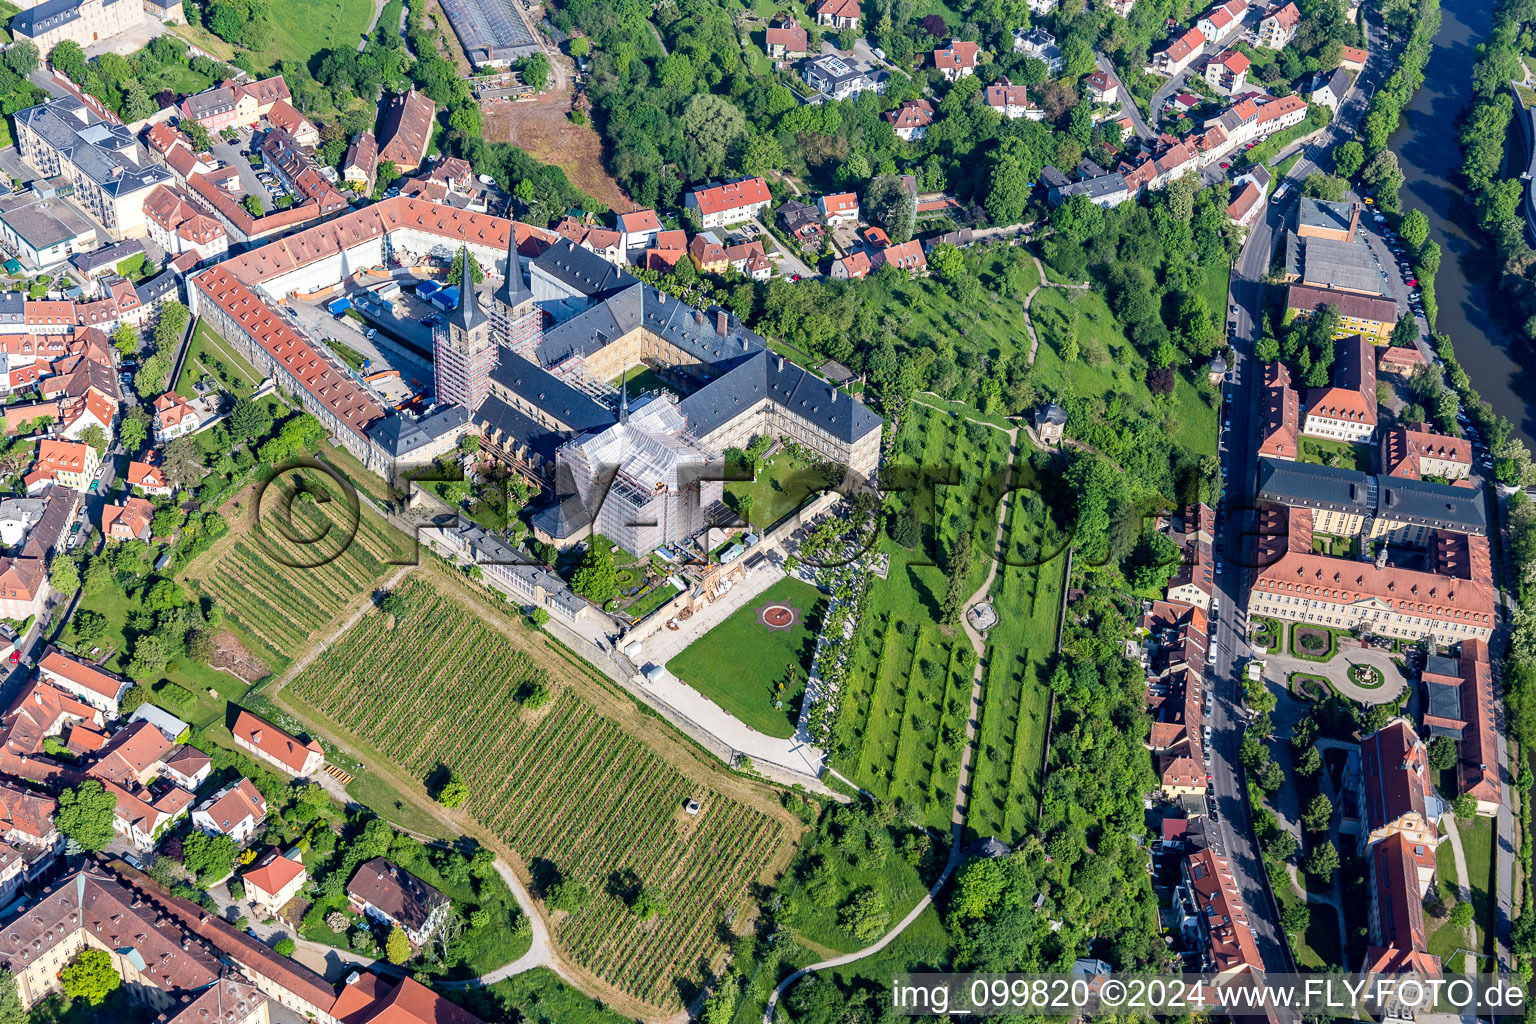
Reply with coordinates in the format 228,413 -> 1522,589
490,228 -> 542,358
433,249 -> 497,410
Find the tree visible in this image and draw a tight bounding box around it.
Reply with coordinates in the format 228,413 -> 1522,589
1301,792 -> 1333,832
3,41 -> 39,78
80,424 -> 109,455
229,398 -> 273,442
1333,139 -> 1364,178
437,770 -> 468,808
519,52 -> 551,90
951,858 -> 1006,919
0,968 -> 26,1024
1399,208 -> 1430,251
1295,745 -> 1323,777
681,94 -> 747,179
1281,899 -> 1311,935
49,41 -> 88,83
374,161 -> 400,197
1304,840 -> 1340,880
1428,734 -> 1458,771
1449,900 -> 1474,929
547,880 -> 591,911
1390,313 -> 1418,349
385,925 -> 411,964
243,195 -> 265,218
1054,193 -> 1104,243
60,949 -> 119,1006
274,936 -> 297,956
128,633 -> 171,681
568,36 -> 590,57
571,545 -> 619,603
1361,151 -> 1405,211
58,780 -> 116,851
928,242 -> 965,282
1302,173 -> 1349,201
162,437 -> 205,489
735,493 -> 754,526
1452,794 -> 1478,821
630,886 -> 667,919
182,830 -> 236,883
49,554 -> 79,594
837,886 -> 889,941
865,174 -> 916,243
449,247 -> 484,285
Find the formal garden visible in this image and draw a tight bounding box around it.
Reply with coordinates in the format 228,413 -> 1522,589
1290,625 -> 1342,662
1252,616 -> 1282,651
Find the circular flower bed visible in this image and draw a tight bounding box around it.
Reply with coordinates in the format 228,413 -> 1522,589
1349,663 -> 1385,689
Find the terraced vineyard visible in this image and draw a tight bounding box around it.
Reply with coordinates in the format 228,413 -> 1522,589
286,576 -> 795,1011
184,470 -> 410,664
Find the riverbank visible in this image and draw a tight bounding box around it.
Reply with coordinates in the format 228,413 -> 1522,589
1392,0 -> 1536,450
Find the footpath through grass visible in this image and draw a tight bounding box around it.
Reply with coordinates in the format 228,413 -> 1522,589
665,577 -> 825,739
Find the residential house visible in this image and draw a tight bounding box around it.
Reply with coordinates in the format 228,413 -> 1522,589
813,0 -> 860,29
1227,180 -> 1264,226
143,185 -> 228,262
1028,0 -> 1058,11
830,251 -> 872,279
688,234 -> 728,274
1012,28 -> 1063,72
933,40 -> 982,81
985,79 -> 1044,120
685,178 -> 773,229
1085,70 -> 1120,104
230,710 -> 323,777
377,90 -> 436,174
126,456 -> 172,496
1340,45 -> 1368,71
101,495 -> 155,542
89,719 -> 175,788
764,19 -> 810,59
159,745 -> 211,791
1307,67 -> 1351,112
342,132 -> 380,194
242,848 -> 306,917
37,649 -> 130,720
27,440 -> 99,493
100,777 -> 194,850
802,54 -> 884,100
817,193 -> 859,225
724,241 -> 772,280
1257,361 -> 1299,460
1381,425 -> 1472,482
1256,2 -> 1299,49
347,858 -> 451,946
1102,0 -> 1135,14
1196,0 -> 1249,49
177,76 -> 292,133
152,392 -> 203,442
1182,845 -> 1265,975
1205,49 -> 1250,95
266,99 -> 319,148
871,240 -> 926,274
191,778 -> 267,845
778,201 -> 825,250
885,99 -> 936,141
1302,333 -> 1377,442
331,973 -> 483,1024
1286,284 -> 1397,342
617,209 -> 662,256
1152,27 -> 1208,77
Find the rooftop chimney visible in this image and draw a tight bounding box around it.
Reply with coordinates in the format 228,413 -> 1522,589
716,310 -> 728,337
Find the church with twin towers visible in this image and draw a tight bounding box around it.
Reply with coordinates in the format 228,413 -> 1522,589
432,233 -> 883,556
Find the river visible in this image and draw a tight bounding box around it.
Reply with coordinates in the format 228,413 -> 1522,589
1390,0 -> 1536,449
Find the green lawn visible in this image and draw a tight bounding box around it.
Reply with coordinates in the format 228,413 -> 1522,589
723,449 -> 834,530
176,318 -> 264,400
448,968 -> 634,1024
779,830 -> 931,955
1460,815 -> 1498,962
1299,437 -> 1371,472
65,582 -> 252,730
829,404 -> 1054,835
1028,286 -> 1219,458
1427,835 -> 1467,967
172,0 -> 375,72
665,577 -> 825,738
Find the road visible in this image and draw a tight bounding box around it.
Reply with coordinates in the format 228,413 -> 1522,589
1148,67 -> 1194,130
1212,185 -> 1294,974
1097,52 -> 1152,140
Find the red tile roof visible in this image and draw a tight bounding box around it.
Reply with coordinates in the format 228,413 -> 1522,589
885,99 -> 935,130
230,709 -> 321,774
194,266 -> 386,440
687,177 -> 771,216
38,649 -> 127,703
